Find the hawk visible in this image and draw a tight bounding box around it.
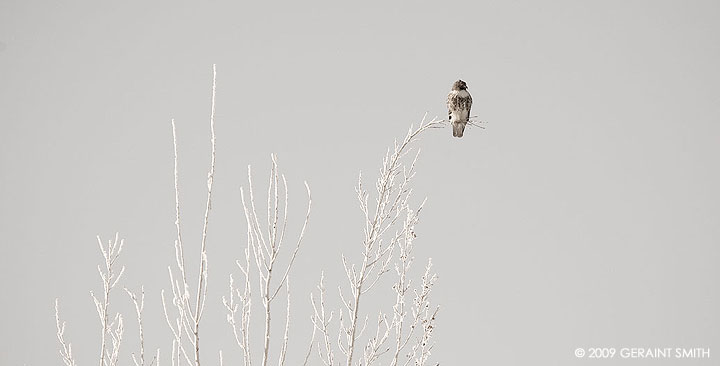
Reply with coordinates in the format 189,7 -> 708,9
447,80 -> 473,138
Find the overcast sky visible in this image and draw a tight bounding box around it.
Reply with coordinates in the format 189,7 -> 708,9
1,0 -> 719,365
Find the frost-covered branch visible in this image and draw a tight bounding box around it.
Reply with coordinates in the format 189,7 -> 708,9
406,260 -> 439,366
309,272 -> 335,366
90,233 -> 126,366
126,286 -> 159,366
55,299 -> 78,366
225,154 -> 312,366
339,115 -> 442,366
162,64 -> 217,366
389,203 -> 435,366
54,233 -> 127,366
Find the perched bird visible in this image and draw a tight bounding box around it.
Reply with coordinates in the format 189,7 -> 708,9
447,80 -> 473,138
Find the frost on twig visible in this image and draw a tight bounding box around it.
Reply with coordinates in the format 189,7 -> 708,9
309,272 -> 334,366
308,115 -> 442,366
161,64 -> 217,366
407,260 -> 439,366
126,286 -> 159,366
55,299 -> 78,366
90,233 -> 126,366
224,154 -> 312,366
54,233 -> 127,366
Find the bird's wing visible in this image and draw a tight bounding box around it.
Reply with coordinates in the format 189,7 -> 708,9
447,92 -> 455,120
447,92 -> 472,122
467,92 -> 473,117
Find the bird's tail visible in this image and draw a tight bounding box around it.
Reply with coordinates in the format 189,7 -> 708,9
453,121 -> 466,138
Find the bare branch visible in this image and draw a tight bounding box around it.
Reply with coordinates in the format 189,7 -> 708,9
164,64 -> 218,366
125,286 -> 147,366
231,155 -> 312,366
55,299 -> 78,366
341,116 -> 443,366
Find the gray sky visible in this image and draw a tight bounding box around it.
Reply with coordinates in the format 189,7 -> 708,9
1,0 -> 719,365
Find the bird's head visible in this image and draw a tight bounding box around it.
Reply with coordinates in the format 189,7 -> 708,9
452,80 -> 468,91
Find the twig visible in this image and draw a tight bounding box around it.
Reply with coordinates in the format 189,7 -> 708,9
405,260 -> 439,366
162,64 -> 217,366
54,299 -> 78,366
309,272 -> 334,366
229,155 -> 312,366
125,286 -> 147,366
342,115 -> 442,365
90,233 -> 126,366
